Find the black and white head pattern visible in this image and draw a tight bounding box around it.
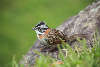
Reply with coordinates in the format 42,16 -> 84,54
32,21 -> 49,34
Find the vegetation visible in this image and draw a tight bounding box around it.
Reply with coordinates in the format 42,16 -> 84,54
13,38 -> 100,67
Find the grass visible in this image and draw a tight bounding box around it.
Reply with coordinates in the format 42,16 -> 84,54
13,38 -> 100,67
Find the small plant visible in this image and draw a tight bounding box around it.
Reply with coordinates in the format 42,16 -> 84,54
12,38 -> 100,67
34,39 -> 100,67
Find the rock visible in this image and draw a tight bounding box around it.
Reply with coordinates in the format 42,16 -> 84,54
20,1 -> 100,67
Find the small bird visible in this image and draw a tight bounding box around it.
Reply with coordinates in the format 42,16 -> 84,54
32,21 -> 88,52
32,21 -> 66,51
32,21 -> 89,65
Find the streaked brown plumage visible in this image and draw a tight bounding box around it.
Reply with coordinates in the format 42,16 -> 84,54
33,21 -> 87,52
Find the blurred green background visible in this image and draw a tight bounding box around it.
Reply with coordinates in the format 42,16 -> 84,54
0,0 -> 93,67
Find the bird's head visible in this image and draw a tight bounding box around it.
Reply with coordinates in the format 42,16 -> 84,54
32,21 -> 49,35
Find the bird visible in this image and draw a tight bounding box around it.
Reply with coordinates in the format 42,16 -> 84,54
32,21 -> 67,52
32,21 -> 88,52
